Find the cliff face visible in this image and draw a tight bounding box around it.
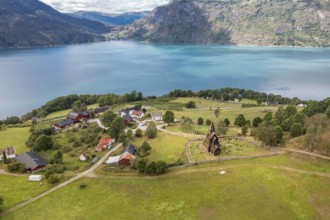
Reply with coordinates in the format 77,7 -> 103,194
0,0 -> 110,47
108,0 -> 330,46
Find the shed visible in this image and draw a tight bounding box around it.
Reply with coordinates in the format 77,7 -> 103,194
29,175 -> 42,182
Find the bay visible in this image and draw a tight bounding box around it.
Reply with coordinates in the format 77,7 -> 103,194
0,41 -> 330,119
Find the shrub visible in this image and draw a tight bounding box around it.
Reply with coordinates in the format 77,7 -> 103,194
47,174 -> 61,184
7,162 -> 25,173
206,119 -> 211,126
146,122 -> 157,138
185,101 -> 196,108
197,117 -> 204,125
135,128 -> 143,137
79,182 -> 88,189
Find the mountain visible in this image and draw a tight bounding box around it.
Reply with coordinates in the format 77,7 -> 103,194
0,0 -> 111,47
108,0 -> 330,47
67,11 -> 150,26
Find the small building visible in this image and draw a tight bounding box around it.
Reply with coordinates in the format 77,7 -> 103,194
130,110 -> 144,119
67,111 -> 89,122
54,119 -> 74,129
122,114 -> 134,124
15,152 -> 48,171
0,146 -> 16,161
29,175 -> 42,182
297,103 -> 307,108
122,144 -> 136,155
95,106 -> 110,114
150,112 -> 163,121
118,152 -> 135,166
203,123 -> 221,156
106,155 -> 120,165
94,136 -> 112,152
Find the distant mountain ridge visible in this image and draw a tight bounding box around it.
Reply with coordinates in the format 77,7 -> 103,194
67,11 -> 150,26
108,0 -> 330,47
0,0 -> 110,47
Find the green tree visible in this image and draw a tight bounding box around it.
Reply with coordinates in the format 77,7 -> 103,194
126,129 -> 133,140
118,132 -> 129,145
2,151 -> 8,164
290,123 -> 303,138
109,117 -> 125,139
224,118 -> 230,127
185,101 -> 196,108
325,104 -> 330,119
135,128 -> 143,137
0,196 -> 3,206
263,112 -> 273,123
163,111 -> 175,125
241,126 -> 248,136
275,126 -> 283,144
138,141 -> 151,157
284,105 -> 297,119
257,98 -> 263,105
197,117 -> 204,125
216,120 -> 228,135
100,110 -> 117,127
256,122 -> 280,146
214,108 -> 221,118
146,122 -> 157,138
52,151 -> 63,164
206,119 -> 212,126
234,114 -> 247,127
33,135 -> 53,151
252,117 -> 262,128
135,158 -> 148,173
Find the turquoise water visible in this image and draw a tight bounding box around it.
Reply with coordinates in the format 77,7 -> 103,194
0,41 -> 330,118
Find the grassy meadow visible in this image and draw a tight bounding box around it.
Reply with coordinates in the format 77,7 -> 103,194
132,132 -> 188,164
0,127 -> 30,154
3,153 -> 330,219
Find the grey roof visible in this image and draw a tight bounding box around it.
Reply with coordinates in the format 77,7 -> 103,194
151,112 -> 163,117
95,106 -> 110,113
123,114 -> 133,122
80,111 -> 89,117
122,144 -> 136,155
56,119 -> 74,127
15,152 -> 48,170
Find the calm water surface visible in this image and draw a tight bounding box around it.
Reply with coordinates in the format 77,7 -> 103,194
0,41 -> 330,118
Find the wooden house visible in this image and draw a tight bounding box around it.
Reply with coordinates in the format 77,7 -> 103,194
0,146 -> 16,161
15,152 -> 48,171
94,136 -> 112,152
67,111 -> 89,122
203,123 -> 221,156
54,119 -> 74,129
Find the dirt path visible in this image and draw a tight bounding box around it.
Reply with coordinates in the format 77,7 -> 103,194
0,170 -> 28,177
277,148 -> 330,160
86,163 -> 330,180
0,143 -> 122,218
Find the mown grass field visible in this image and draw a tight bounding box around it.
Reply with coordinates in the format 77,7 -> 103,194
0,175 -> 51,211
0,127 -> 30,154
3,153 -> 330,219
131,132 -> 188,164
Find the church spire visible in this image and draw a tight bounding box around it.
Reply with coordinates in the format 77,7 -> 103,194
210,122 -> 215,132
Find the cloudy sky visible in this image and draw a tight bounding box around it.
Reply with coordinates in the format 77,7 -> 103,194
40,0 -> 171,14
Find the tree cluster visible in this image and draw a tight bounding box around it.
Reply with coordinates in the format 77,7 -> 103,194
134,159 -> 167,175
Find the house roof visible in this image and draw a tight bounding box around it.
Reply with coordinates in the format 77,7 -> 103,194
99,137 -> 111,145
67,111 -> 80,119
119,152 -> 134,161
56,119 -> 74,127
106,155 -> 120,164
123,114 -> 133,122
15,152 -> 48,170
80,111 -> 89,117
131,110 -> 143,116
151,112 -> 163,117
122,144 -> 136,155
95,106 -> 110,113
0,146 -> 16,155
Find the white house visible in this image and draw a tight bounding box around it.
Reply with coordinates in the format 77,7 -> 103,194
29,175 -> 42,182
0,146 -> 16,161
150,112 -> 163,121
297,103 -> 307,108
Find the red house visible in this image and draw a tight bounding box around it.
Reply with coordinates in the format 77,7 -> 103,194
118,152 -> 135,166
67,111 -> 89,122
94,136 -> 112,152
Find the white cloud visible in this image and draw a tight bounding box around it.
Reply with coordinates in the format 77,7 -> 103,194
40,0 -> 171,13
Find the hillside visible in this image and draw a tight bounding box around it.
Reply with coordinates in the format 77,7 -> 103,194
67,11 -> 150,26
0,0 -> 110,47
107,0 -> 330,47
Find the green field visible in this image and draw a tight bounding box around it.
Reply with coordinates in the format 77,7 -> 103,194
0,127 -> 30,154
3,153 -> 330,219
0,175 -> 51,211
132,132 -> 188,164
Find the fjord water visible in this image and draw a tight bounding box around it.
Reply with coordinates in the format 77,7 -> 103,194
0,41 -> 330,118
